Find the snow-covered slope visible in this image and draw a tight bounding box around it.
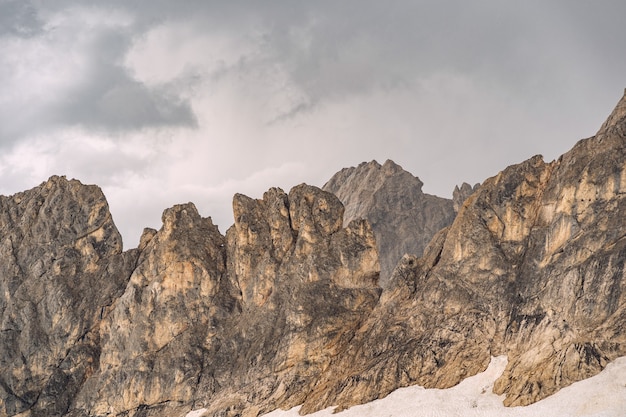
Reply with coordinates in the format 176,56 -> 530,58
256,355 -> 626,417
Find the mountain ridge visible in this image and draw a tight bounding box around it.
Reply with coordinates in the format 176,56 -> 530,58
0,90 -> 625,417
322,159 -> 457,287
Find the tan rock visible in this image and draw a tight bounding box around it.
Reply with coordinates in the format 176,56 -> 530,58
2,91 -> 626,417
302,89 -> 626,412
72,202 -> 233,416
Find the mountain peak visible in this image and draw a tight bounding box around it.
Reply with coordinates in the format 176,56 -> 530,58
381,159 -> 404,174
323,160 -> 454,286
2,92 -> 626,417
597,88 -> 626,135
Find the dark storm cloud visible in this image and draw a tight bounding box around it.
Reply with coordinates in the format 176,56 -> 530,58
5,1 -> 625,139
55,28 -> 197,132
0,1 -> 197,146
0,0 -> 43,37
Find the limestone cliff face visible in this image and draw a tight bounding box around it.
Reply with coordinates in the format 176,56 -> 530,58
0,180 -> 379,417
323,160 -> 456,286
492,90 -> 626,405
0,91 -> 625,417
194,185 -> 380,417
300,89 -> 626,412
71,203 -> 235,417
0,177 -> 138,417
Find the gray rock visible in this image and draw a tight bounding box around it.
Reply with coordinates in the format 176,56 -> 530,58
0,176 -> 137,417
452,182 -> 480,212
323,159 -> 456,287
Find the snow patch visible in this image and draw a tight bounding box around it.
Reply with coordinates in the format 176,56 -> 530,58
185,408 -> 207,417
263,355 -> 626,417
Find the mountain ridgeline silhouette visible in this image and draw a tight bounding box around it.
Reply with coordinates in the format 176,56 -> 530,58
1,90 -> 625,417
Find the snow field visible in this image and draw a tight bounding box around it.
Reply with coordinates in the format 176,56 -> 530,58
261,355 -> 626,417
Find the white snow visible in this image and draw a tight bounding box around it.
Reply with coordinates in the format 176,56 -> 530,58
185,408 -> 207,417
260,355 -> 626,417
183,355 -> 626,417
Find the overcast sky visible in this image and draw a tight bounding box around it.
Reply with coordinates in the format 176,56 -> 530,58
1,1 -> 625,247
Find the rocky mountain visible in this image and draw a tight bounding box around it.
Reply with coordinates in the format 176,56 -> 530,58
0,89 -> 625,417
0,177 -> 138,417
452,182 -> 480,212
299,89 -> 626,412
323,160 -> 456,286
0,183 -> 381,417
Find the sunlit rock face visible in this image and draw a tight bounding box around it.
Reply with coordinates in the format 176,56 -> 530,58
198,184 -> 380,417
0,181 -> 379,417
1,91 -> 625,417
492,90 -> 626,406
300,90 -> 626,412
72,202 -> 234,417
323,159 -> 456,287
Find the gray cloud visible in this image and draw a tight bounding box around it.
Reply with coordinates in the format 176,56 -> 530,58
0,0 -> 43,37
8,1 -> 624,128
112,0 -> 626,123
56,28 -> 197,132
0,1 -> 197,146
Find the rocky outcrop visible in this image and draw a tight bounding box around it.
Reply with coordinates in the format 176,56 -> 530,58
0,180 -> 380,417
300,89 -> 626,412
0,177 -> 138,417
193,185 -> 380,416
452,182 -> 480,212
1,91 -> 625,417
492,90 -> 626,405
70,203 -> 234,417
323,160 -> 456,286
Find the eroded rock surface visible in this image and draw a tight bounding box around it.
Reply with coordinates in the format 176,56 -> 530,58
1,91 -> 625,417
70,202 -> 234,417
0,181 -> 379,417
301,89 -> 626,412
323,160 -> 456,286
0,177 -> 137,417
452,182 -> 480,212
193,184 -> 380,416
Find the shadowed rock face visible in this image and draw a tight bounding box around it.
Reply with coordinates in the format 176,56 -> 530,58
452,182 -> 480,212
0,177 -> 138,417
1,92 -> 625,417
323,160 -> 456,287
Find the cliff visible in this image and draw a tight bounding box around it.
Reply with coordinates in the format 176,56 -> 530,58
323,160 -> 456,286
0,177 -> 138,416
300,88 -> 626,411
0,90 -> 625,417
0,183 -> 380,417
